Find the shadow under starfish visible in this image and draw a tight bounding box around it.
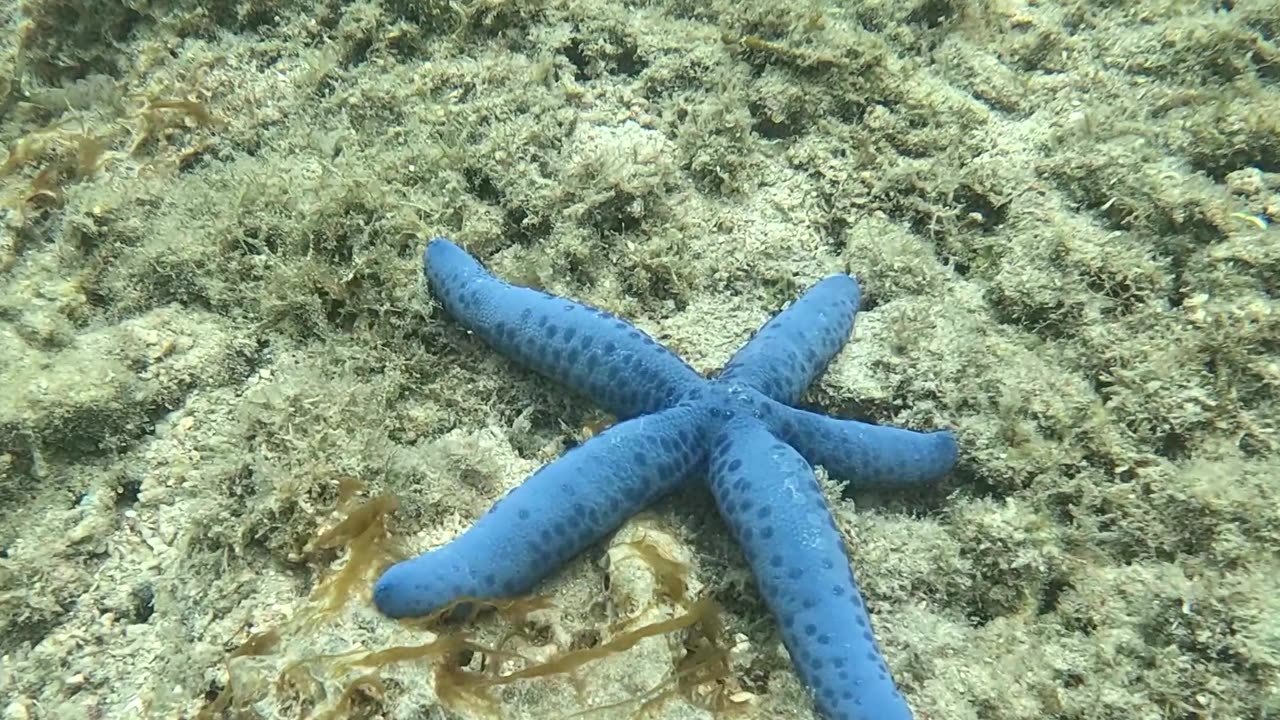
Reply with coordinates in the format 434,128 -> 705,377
374,238 -> 959,720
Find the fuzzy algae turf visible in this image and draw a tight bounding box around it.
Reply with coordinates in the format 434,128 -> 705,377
1,0 -> 1279,718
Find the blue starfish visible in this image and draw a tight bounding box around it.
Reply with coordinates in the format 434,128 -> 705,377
374,238 -> 958,720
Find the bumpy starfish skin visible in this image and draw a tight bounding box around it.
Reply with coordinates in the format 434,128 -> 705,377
373,238 -> 959,720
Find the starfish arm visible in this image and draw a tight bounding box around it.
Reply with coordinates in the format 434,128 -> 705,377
373,403 -> 709,618
708,418 -> 913,720
718,274 -> 861,404
423,238 -> 703,419
769,404 -> 958,489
